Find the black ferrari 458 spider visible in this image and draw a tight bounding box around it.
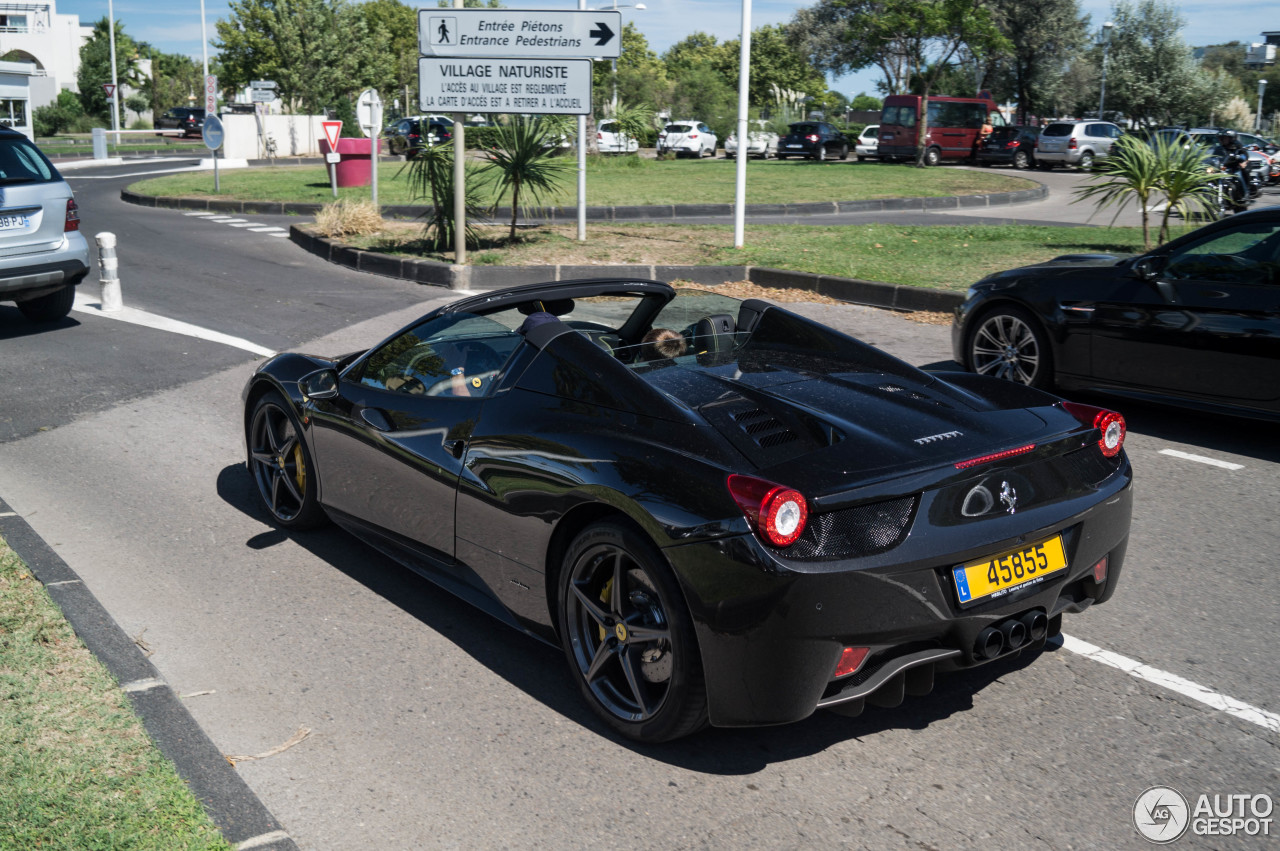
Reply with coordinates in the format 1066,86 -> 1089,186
243,279 -> 1133,742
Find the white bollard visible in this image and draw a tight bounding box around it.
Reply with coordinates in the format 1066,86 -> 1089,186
96,232 -> 122,312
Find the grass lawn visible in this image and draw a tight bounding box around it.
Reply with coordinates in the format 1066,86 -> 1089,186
343,221 -> 1164,290
127,156 -> 1032,208
0,538 -> 232,851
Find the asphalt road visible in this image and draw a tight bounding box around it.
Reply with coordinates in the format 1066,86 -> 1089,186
0,161 -> 1276,850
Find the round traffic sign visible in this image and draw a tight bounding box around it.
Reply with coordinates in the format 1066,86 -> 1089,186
203,115 -> 224,151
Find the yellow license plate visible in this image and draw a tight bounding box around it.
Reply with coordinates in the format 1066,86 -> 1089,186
953,535 -> 1068,605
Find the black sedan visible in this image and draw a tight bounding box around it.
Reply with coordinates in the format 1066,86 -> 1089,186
384,117 -> 451,158
244,280 -> 1132,742
953,206 -> 1280,420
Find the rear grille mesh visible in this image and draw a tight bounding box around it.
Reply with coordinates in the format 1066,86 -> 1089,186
786,495 -> 918,561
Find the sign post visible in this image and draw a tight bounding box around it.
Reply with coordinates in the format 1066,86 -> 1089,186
357,88 -> 384,211
203,114 -> 225,193
250,80 -> 277,104
322,120 -> 342,198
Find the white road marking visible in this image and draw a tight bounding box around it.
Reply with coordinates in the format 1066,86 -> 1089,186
183,211 -> 218,217
72,292 -> 277,358
1158,449 -> 1244,470
205,216 -> 241,222
0,511 -> 15,517
269,232 -> 290,238
237,831 -> 294,850
1059,634 -> 1280,733
228,222 -> 261,228
248,226 -> 285,233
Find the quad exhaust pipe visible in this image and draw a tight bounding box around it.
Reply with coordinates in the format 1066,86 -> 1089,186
974,610 -> 1049,660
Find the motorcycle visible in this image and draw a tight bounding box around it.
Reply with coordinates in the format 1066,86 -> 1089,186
1201,157 -> 1249,218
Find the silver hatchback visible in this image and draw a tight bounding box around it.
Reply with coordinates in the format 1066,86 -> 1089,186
0,129 -> 90,322
1035,121 -> 1123,170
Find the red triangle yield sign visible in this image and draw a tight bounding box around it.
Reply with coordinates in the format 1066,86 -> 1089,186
322,121 -> 343,151
102,83 -> 116,98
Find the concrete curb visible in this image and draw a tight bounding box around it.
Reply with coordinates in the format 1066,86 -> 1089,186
122,180 -> 1047,224
0,497 -> 299,851
285,224 -> 965,311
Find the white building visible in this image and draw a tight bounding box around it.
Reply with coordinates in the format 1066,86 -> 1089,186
0,0 -> 92,132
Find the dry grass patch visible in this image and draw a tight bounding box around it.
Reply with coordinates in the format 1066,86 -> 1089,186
314,198 -> 385,239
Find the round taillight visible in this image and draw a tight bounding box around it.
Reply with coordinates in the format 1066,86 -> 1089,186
726,475 -> 809,547
1097,411 -> 1125,457
1061,402 -> 1126,458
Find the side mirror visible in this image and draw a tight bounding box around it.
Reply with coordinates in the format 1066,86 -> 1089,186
298,368 -> 339,401
1132,256 -> 1165,282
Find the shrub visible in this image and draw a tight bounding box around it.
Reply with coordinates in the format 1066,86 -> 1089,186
314,198 -> 384,239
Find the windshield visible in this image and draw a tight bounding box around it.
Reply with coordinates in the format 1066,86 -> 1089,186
664,124 -> 691,133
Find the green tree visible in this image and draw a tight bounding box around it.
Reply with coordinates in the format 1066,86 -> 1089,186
144,48 -> 202,114
594,23 -> 670,121
667,65 -> 738,139
33,90 -> 87,136
1073,134 -> 1163,249
358,0 -> 418,105
1103,0 -> 1230,127
716,25 -> 829,109
789,0 -> 914,96
988,0 -> 1088,123
400,143 -> 487,252
215,0 -> 391,115
76,17 -> 145,119
849,92 -> 883,110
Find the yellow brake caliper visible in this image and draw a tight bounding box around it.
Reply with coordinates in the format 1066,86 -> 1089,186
598,576 -> 613,642
292,444 -> 307,494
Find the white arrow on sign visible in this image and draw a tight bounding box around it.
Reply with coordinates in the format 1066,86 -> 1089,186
418,9 -> 621,59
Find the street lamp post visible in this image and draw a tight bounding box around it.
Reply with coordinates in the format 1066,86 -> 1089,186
1098,21 -> 1114,120
1258,79 -> 1268,132
607,2 -> 645,115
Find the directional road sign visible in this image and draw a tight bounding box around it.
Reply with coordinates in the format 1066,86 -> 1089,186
202,115 -> 224,151
418,9 -> 621,59
250,88 -> 276,103
419,58 -> 592,115
250,80 -> 278,90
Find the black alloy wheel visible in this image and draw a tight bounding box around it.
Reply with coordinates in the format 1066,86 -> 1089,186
559,523 -> 707,742
247,391 -> 327,529
967,307 -> 1054,389
1013,150 -> 1030,169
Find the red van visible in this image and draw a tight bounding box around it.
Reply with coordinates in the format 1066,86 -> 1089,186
877,95 -> 1005,165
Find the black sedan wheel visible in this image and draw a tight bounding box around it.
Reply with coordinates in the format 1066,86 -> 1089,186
559,523 -> 707,742
967,307 -> 1054,389
247,391 -> 326,529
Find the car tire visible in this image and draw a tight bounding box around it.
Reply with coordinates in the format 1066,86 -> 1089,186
817,145 -> 826,162
923,147 -> 942,167
966,306 -> 1055,389
247,390 -> 328,529
16,284 -> 75,322
776,154 -> 787,160
840,143 -> 849,160
1013,151 -> 1030,169
1078,151 -> 1095,170
1036,161 -> 1054,171
856,155 -> 866,162
558,521 -> 708,743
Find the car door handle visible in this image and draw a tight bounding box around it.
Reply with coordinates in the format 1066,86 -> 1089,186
358,407 -> 392,432
444,439 -> 466,459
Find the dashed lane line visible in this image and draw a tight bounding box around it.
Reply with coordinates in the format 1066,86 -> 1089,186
71,291 -> 276,358
183,211 -> 292,237
1158,449 -> 1245,470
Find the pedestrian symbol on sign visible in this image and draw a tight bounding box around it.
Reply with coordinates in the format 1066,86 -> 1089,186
431,17 -> 454,44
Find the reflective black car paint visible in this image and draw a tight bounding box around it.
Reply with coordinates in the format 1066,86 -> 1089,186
953,207 -> 1280,419
245,280 -> 1133,730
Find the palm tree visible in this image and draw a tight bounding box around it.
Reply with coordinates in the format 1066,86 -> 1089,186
399,142 -> 486,255
1153,136 -> 1227,243
479,116 -> 573,242
1072,135 -> 1162,250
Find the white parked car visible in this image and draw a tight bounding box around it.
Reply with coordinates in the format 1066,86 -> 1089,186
855,124 -> 879,161
597,120 -> 639,154
657,121 -> 717,158
725,120 -> 779,158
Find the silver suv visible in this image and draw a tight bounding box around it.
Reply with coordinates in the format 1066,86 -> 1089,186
0,129 -> 89,322
1035,121 -> 1124,169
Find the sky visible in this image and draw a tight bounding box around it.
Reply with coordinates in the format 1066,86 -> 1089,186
54,0 -> 1276,103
